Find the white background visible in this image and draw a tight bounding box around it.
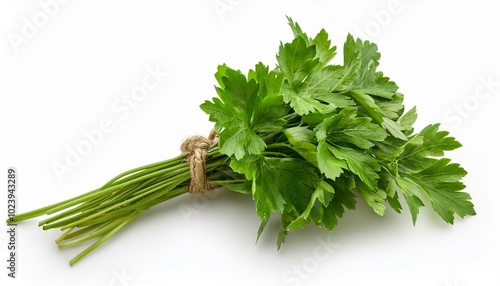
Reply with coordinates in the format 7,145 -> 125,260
1,1 -> 499,285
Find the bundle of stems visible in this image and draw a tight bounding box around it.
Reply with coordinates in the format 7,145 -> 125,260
10,146 -> 245,265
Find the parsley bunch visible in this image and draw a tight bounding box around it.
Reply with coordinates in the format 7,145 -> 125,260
10,18 -> 475,264
201,17 -> 475,243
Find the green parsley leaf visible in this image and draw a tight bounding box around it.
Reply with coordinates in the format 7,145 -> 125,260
201,66 -> 287,159
315,109 -> 387,150
404,158 -> 475,223
252,157 -> 319,220
287,180 -> 335,230
277,36 -> 319,88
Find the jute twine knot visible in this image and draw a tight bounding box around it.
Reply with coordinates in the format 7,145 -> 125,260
180,129 -> 219,194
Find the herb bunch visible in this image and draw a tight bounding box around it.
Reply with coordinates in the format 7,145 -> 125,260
9,18 -> 475,265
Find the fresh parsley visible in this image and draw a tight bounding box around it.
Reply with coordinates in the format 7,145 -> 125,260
9,17 -> 475,264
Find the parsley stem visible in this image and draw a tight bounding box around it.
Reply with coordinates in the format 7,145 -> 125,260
209,179 -> 248,185
69,211 -> 141,266
12,162 -> 190,222
100,156 -> 184,188
10,141 -> 240,265
44,179 -> 175,230
263,151 -> 288,157
58,214 -> 133,248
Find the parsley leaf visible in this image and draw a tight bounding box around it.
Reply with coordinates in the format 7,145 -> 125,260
203,17 -> 475,247
200,65 -> 286,159
403,159 -> 475,224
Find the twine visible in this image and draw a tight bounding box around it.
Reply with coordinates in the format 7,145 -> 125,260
180,129 -> 219,194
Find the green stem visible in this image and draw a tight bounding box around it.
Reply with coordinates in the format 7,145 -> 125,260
58,214 -> 132,248
12,163 -> 190,222
7,146 -> 237,265
209,179 -> 248,185
69,211 -> 141,266
56,176 -> 184,230
59,223 -> 104,241
41,178 -> 165,229
100,156 -> 184,189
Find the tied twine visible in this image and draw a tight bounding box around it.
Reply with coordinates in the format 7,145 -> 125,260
180,129 -> 219,194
